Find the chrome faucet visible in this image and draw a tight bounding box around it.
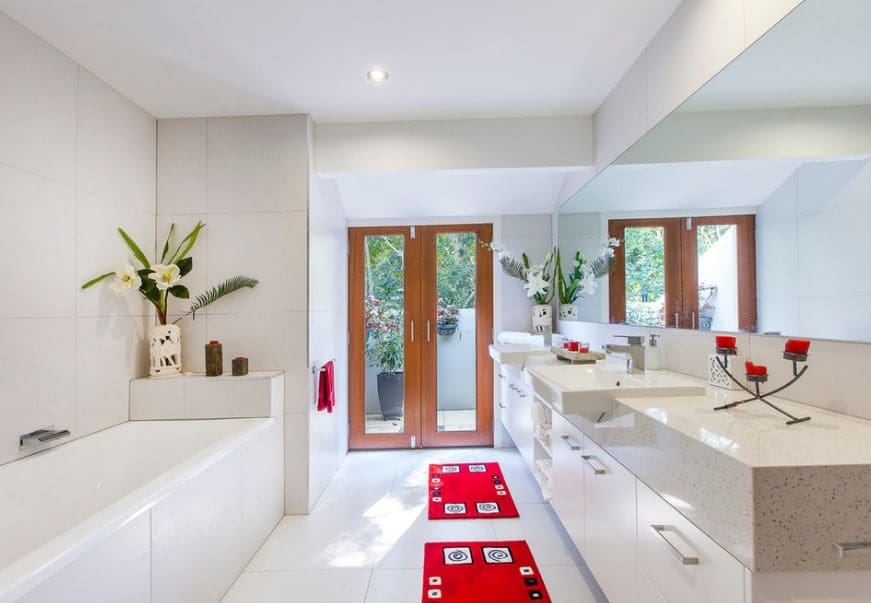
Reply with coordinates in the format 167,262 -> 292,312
604,335 -> 645,373
19,428 -> 70,450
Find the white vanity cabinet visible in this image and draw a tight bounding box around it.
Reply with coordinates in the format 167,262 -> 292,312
636,480 -> 744,603
498,364 -> 535,471
550,412 -> 586,554
582,436 -> 638,603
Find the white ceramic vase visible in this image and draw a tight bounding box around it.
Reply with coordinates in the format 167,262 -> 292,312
149,324 -> 182,377
559,304 -> 578,321
531,304 -> 552,334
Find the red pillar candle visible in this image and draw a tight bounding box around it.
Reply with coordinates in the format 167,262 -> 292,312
745,361 -> 768,376
715,335 -> 737,350
784,339 -> 811,355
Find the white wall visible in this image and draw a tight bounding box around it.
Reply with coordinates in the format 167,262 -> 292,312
757,157 -> 871,341
619,105 -> 871,164
498,215 -> 555,332
315,116 -> 593,174
156,114 -> 312,513
307,176 -> 349,509
0,13 -> 156,465
593,0 -> 804,168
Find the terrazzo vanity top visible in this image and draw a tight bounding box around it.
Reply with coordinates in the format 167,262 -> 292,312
551,370 -> 871,572
617,389 -> 871,467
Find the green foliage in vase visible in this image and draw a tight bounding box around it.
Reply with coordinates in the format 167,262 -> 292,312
81,221 -> 257,325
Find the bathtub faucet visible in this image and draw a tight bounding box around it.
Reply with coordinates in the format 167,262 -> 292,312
19,428 -> 71,450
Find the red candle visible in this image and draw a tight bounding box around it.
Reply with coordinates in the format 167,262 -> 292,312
569,341 -> 579,352
563,341 -> 571,349
578,345 -> 590,353
745,361 -> 768,376
784,339 -> 811,355
716,335 -> 737,349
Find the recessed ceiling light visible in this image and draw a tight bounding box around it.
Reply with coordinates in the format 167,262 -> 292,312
367,69 -> 390,83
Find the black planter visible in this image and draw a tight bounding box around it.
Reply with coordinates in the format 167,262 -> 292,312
376,372 -> 404,420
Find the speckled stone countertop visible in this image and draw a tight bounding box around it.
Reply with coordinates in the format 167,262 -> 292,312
556,376 -> 871,573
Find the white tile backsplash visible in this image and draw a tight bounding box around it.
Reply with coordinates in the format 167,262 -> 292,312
0,18 -> 156,465
157,118 -> 208,215
206,116 -> 309,214
77,68 -> 156,213
0,165 -> 77,318
0,14 -> 77,183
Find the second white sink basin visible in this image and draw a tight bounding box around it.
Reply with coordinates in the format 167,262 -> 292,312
526,363 -> 705,414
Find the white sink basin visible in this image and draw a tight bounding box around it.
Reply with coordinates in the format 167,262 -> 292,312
526,364 -> 705,414
488,343 -> 552,365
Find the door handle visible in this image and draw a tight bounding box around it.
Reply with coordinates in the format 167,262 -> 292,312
673,312 -> 680,328
581,455 -> 606,475
650,525 -> 699,565
691,311 -> 696,330
427,320 -> 431,342
560,435 -> 581,450
410,320 -> 414,342
498,402 -> 508,409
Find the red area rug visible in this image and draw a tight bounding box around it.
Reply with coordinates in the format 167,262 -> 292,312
421,540 -> 552,602
427,462 -> 519,519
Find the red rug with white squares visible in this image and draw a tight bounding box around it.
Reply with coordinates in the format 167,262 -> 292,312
421,540 -> 551,602
427,462 -> 519,520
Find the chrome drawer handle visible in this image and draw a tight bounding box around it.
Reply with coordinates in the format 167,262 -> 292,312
561,435 -> 582,451
518,392 -> 527,398
835,542 -> 871,558
581,455 -> 606,475
650,525 -> 699,566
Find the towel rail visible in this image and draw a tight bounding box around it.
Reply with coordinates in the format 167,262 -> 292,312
311,359 -> 336,374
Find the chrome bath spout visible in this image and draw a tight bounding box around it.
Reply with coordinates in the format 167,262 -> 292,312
19,428 -> 71,450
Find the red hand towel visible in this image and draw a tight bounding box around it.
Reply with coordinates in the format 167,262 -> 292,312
317,360 -> 335,413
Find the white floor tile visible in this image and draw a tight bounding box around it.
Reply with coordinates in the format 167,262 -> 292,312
364,568 -> 422,603
226,448 -> 602,602
222,569 -> 372,603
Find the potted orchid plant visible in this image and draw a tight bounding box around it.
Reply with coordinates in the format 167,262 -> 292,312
484,243 -> 556,332
82,221 -> 258,377
555,238 -> 621,320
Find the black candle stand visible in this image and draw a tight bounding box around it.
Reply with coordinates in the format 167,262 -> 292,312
712,349 -> 811,425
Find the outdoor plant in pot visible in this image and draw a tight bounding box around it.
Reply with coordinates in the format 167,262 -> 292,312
365,296 -> 404,420
436,298 -> 459,336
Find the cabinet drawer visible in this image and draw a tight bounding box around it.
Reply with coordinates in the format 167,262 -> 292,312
583,438 -> 637,603
550,413 -> 585,554
637,480 -> 744,603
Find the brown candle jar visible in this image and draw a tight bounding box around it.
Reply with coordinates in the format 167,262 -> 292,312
205,340 -> 223,376
232,356 -> 249,376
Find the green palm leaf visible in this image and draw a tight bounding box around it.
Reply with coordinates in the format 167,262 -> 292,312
173,276 -> 258,323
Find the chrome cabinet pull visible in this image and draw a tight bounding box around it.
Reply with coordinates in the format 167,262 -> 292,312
835,542 -> 871,558
650,525 -> 699,566
582,455 -> 606,475
561,435 -> 582,450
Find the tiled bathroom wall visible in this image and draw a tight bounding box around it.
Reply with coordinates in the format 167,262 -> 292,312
0,13 -> 156,465
156,114 -> 312,512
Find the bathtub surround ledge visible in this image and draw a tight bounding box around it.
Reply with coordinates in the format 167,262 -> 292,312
130,370 -> 284,420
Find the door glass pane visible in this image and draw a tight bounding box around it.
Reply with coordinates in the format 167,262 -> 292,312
364,234 -> 405,435
435,232 -> 477,432
624,226 -> 666,327
696,224 -> 739,332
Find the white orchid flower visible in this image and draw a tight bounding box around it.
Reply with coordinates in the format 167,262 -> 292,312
524,271 -> 549,298
110,264 -> 142,295
607,237 -> 621,248
149,263 -> 181,290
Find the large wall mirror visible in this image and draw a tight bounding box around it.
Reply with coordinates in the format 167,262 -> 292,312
557,0 -> 871,343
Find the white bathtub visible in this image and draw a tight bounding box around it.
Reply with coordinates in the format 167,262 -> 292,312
0,417 -> 284,603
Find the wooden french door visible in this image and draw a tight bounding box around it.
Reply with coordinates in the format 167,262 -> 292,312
348,224 -> 494,450
609,215 -> 757,332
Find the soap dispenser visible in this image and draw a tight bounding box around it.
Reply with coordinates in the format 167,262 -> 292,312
645,334 -> 663,370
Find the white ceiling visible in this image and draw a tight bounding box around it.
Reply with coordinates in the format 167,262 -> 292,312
0,0 -> 683,121
559,159 -> 806,214
323,168 -> 588,220
682,0 -> 871,112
